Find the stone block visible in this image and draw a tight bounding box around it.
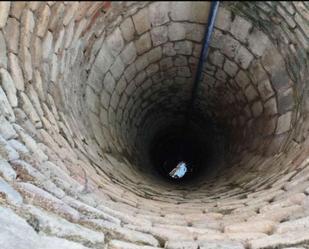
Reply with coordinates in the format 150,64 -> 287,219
177,67 -> 191,77
277,88 -> 294,114
216,7 -> 232,31
20,92 -> 42,128
63,2 -> 78,25
100,89 -> 111,109
11,2 -> 25,19
120,42 -> 137,66
50,53 -> 58,83
174,55 -> 187,67
224,220 -> 275,234
230,15 -> 252,43
276,111 -> 292,134
36,5 -> 51,38
249,60 -> 268,84
224,59 -> 239,77
146,64 -> 159,77
0,206 -> 41,248
174,41 -> 192,55
168,22 -> 186,41
170,2 -> 191,21
295,13 -> 309,35
199,240 -> 244,249
210,50 -> 224,67
19,46 -> 33,82
251,101 -> 263,118
295,29 -> 308,50
0,115 -> 16,139
264,97 -> 278,116
107,240 -> 160,249
85,86 -> 99,114
235,70 -> 250,90
0,158 -> 16,181
135,53 -> 149,71
248,29 -> 271,57
132,8 -> 151,35
245,85 -> 259,102
120,17 -> 135,42
0,177 -> 23,205
147,47 -> 162,64
160,57 -> 173,71
249,231 -> 309,249
261,47 -> 285,74
0,2 -> 10,28
215,69 -> 227,82
257,79 -> 274,101
26,205 -> 104,246
3,18 -> 19,54
95,44 -> 114,73
0,86 -> 15,122
270,69 -> 292,92
84,219 -> 159,246
163,43 -> 176,56
149,2 -> 169,26
107,28 -> 124,57
104,72 -> 116,94
210,29 -> 224,49
235,46 -> 254,69
42,237 -> 94,249
42,31 -> 53,60
13,127 -> 47,161
124,63 -> 137,82
166,241 -> 198,249
16,182 -> 80,221
64,20 -> 74,49
0,138 -> 18,164
92,113 -> 108,149
221,35 -> 240,59
49,3 -> 65,31
20,9 -> 35,48
115,77 -> 127,95
191,2 -> 210,23
0,31 -> 7,69
0,68 -> 17,107
54,28 -> 65,54
31,37 -> 42,68
277,5 -> 296,28
151,26 -> 168,46
100,108 -> 108,125
87,67 -> 104,93
8,53 -> 24,91
135,32 -> 152,55
71,18 -> 87,45
185,23 -> 204,42
134,71 -> 146,87
110,57 -> 125,81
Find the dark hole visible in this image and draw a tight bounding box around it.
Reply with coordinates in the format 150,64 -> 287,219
149,116 -> 224,183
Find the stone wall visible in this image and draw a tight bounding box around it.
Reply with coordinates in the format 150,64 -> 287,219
0,1 -> 309,249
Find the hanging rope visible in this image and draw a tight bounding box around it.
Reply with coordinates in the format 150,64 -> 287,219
184,1 -> 220,130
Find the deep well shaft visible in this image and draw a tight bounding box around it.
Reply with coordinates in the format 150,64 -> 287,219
0,2 -> 309,249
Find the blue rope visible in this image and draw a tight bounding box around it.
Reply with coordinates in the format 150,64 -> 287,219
185,1 -> 220,126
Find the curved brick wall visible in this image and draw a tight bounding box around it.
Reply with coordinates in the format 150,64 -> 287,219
0,2 -> 309,249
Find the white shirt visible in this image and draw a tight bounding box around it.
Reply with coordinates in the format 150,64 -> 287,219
169,161 -> 187,178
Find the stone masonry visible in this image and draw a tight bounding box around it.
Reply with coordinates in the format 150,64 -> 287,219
0,1 -> 308,249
